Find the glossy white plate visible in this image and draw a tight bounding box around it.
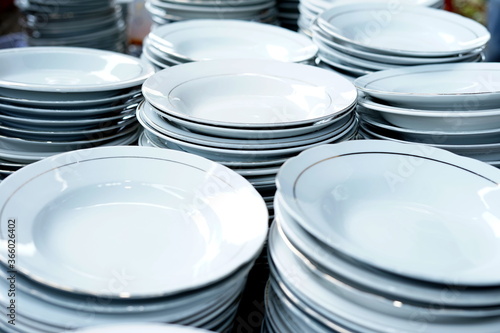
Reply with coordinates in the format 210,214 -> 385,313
143,59 -> 356,128
277,140 -> 500,286
138,101 -> 355,149
155,105 -> 354,139
0,88 -> 142,108
312,27 -> 484,65
0,146 -> 268,298
275,193 -> 500,307
148,19 -> 317,63
268,222 -> 500,333
0,47 -> 154,93
142,118 -> 358,162
68,323 -> 213,333
355,63 -> 500,109
317,3 -> 489,57
357,94 -> 500,131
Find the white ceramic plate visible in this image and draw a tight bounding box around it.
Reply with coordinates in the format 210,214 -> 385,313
354,63 -> 500,109
155,105 -> 354,139
359,123 -> 500,162
67,323 -> 213,333
312,27 -> 484,65
0,146 -> 268,298
0,47 -> 154,93
148,19 -> 317,63
138,101 -> 355,149
275,193 -> 500,307
142,118 -> 358,162
317,3 -> 489,57
277,140 -> 500,286
268,222 -> 500,333
357,94 -> 500,131
0,88 -> 142,108
143,59 -> 356,128
358,112 -> 500,145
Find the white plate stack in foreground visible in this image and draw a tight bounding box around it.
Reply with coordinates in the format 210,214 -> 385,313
141,20 -> 317,70
312,2 -> 488,79
15,0 -> 128,52
145,0 -> 277,27
0,47 -> 155,181
266,140 -> 500,332
355,62 -> 500,168
298,0 -> 443,37
138,59 -> 358,221
67,323 -> 215,333
0,146 -> 268,333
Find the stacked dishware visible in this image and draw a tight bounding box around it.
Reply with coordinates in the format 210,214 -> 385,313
0,146 -> 268,333
137,59 -> 358,221
145,0 -> 278,27
298,0 -> 443,37
141,19 -> 318,70
276,0 -> 300,31
355,62 -> 500,168
0,46 -> 154,181
68,323 -> 214,333
15,0 -> 128,52
312,2 -> 489,79
265,139 -> 500,332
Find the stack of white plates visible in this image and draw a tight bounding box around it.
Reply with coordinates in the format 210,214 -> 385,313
298,0 -> 443,37
355,63 -> 500,168
265,139 -> 500,333
68,323 -> 213,333
137,59 -> 358,220
311,2 -> 488,78
0,146 -> 268,333
0,47 -> 154,177
141,19 -> 317,70
276,0 -> 300,31
145,0 -> 277,26
15,0 -> 128,52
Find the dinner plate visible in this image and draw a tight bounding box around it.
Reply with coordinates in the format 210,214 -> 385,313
142,59 -> 357,128
67,323 -> 213,333
274,193 -> 500,307
0,47 -> 154,93
316,54 -> 372,77
0,88 -> 142,108
359,123 -> 500,162
148,19 -> 317,63
142,118 -> 357,162
312,27 -> 484,65
138,131 -> 290,168
0,125 -> 141,163
0,261 -> 249,314
268,222 -> 500,333
155,105 -> 354,139
0,110 -> 136,131
317,4 -> 490,57
277,140 -> 500,286
0,146 -> 268,298
354,63 -> 500,109
358,112 -> 500,145
357,94 -> 500,131
138,101 -> 355,149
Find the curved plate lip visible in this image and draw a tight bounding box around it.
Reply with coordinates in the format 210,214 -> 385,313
0,146 -> 268,299
317,4 -> 490,57
148,19 -> 318,63
357,95 -> 500,118
65,323 -> 213,333
0,47 -> 155,92
276,139 -> 500,286
354,63 -> 500,107
142,59 -> 357,128
137,100 -> 355,149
